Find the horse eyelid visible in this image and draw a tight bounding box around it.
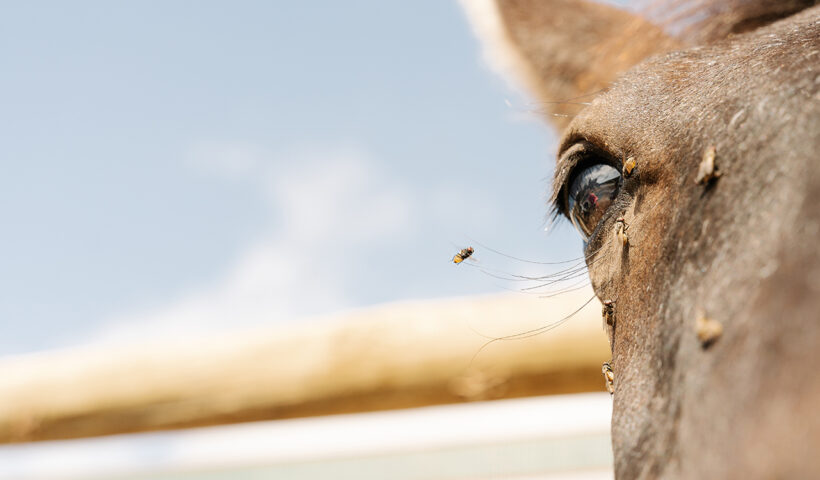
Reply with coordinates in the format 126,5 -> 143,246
552,144 -> 588,215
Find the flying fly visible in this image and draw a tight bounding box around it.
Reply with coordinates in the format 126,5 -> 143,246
452,247 -> 475,264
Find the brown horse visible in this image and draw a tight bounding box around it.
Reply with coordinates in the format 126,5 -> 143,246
464,1 -> 820,478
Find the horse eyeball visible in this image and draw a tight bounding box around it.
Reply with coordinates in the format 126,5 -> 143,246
567,164 -> 621,240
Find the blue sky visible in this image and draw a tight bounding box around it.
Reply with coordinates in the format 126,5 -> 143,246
0,1 -> 584,355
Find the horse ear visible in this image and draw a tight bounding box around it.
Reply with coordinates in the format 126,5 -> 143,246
462,0 -> 817,130
461,0 -> 680,129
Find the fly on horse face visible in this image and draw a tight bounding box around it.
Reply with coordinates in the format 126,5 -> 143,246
463,0 -> 820,478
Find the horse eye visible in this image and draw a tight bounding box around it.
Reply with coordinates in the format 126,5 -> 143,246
567,163 -> 621,240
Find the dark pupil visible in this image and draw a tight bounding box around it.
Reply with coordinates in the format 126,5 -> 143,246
567,164 -> 621,240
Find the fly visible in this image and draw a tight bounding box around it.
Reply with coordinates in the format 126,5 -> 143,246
453,247 -> 475,264
602,362 -> 615,394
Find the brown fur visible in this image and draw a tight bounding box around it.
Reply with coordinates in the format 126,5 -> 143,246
465,1 -> 820,478
651,0 -> 819,43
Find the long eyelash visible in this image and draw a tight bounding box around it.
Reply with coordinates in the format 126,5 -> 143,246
538,280 -> 591,298
553,89 -> 609,102
462,183 -> 673,368
506,89 -> 607,115
464,238 -> 611,286
466,168 -> 661,285
545,203 -> 564,234
466,237 -> 587,265
469,294 -> 599,366
463,254 -> 589,283
478,279 -> 592,300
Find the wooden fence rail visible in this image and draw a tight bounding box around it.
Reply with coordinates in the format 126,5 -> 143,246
0,289 -> 608,444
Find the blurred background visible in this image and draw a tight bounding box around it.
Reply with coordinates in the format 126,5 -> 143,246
0,0 -> 582,355
0,1 -> 612,479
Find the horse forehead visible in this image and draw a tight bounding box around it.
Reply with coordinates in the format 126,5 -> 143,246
566,14 -> 814,149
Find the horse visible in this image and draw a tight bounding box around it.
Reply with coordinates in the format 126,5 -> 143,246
463,1 -> 820,477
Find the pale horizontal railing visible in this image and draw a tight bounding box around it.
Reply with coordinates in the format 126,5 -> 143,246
0,289 -> 608,444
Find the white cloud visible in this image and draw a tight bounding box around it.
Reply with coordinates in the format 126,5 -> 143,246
264,148 -> 412,242
92,144 -> 415,345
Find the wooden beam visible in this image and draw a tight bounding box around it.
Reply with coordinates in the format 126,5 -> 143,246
0,289 -> 609,443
